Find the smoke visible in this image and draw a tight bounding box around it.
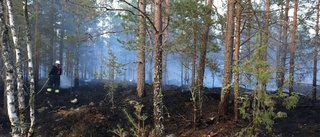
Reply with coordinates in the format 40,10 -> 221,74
60,75 -> 72,89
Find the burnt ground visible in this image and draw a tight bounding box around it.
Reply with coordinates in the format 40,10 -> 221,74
1,81 -> 320,137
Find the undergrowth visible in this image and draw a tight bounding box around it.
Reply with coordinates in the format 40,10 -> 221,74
236,44 -> 299,136
112,100 -> 152,137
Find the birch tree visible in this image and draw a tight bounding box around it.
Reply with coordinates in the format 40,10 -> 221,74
1,0 -> 20,136
23,0 -> 36,136
6,0 -> 26,135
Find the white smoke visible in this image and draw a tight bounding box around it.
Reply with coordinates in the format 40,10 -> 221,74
60,75 -> 72,89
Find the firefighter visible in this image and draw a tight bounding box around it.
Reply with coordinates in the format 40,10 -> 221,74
47,60 -> 62,93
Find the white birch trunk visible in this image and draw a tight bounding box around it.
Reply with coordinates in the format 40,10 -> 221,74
0,0 -> 20,136
6,0 -> 26,135
23,0 -> 36,136
4,55 -> 20,137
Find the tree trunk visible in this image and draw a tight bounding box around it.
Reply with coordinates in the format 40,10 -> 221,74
198,0 -> 212,90
137,0 -> 146,98
162,52 -> 167,86
245,11 -> 252,87
7,0 -> 26,135
153,0 -> 164,135
58,0 -> 65,66
180,58 -> 184,86
34,0 -> 39,89
48,0 -> 54,69
313,0 -> 320,103
1,0 -> 20,136
218,0 -> 235,119
162,0 -> 170,87
74,20 -> 81,88
23,0 -> 36,136
233,0 -> 241,122
192,19 -> 197,89
289,0 -> 298,93
262,0 -> 270,92
74,53 -> 80,88
279,0 -> 289,92
197,0 -> 213,118
149,49 -> 154,84
191,0 -> 198,128
276,3 -> 284,90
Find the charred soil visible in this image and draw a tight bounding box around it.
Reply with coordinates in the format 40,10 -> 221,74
1,82 -> 320,137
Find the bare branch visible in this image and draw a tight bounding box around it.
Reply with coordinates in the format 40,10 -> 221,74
80,28 -> 138,42
119,0 -> 157,31
66,0 -> 136,15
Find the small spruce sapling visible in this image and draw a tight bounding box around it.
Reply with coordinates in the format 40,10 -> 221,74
122,100 -> 149,137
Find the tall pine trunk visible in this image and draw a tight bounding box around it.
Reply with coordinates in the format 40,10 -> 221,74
34,0 -> 39,89
74,20 -> 81,88
191,8 -> 197,89
137,0 -> 146,98
313,0 -> 320,103
289,0 -> 298,93
279,0 -> 289,92
233,0 -> 241,122
276,3 -> 284,90
153,0 -> 164,135
162,0 -> 170,86
197,0 -> 213,117
48,0 -> 54,69
191,0 -> 198,129
218,0 -> 235,119
262,0 -> 270,92
58,0 -> 65,66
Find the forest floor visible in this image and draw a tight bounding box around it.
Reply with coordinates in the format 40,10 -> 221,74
1,80 -> 320,137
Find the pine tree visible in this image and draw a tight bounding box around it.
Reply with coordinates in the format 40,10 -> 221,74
233,0 -> 241,122
313,0 -> 320,103
137,0 -> 146,98
218,0 -> 235,119
289,0 -> 299,93
153,0 -> 164,135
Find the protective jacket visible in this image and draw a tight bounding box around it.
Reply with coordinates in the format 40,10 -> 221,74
49,64 -> 62,76
48,64 -> 62,92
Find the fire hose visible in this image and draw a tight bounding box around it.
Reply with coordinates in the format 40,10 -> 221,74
36,77 -> 50,95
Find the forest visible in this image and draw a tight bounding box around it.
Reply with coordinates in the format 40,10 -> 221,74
1,0 -> 320,137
